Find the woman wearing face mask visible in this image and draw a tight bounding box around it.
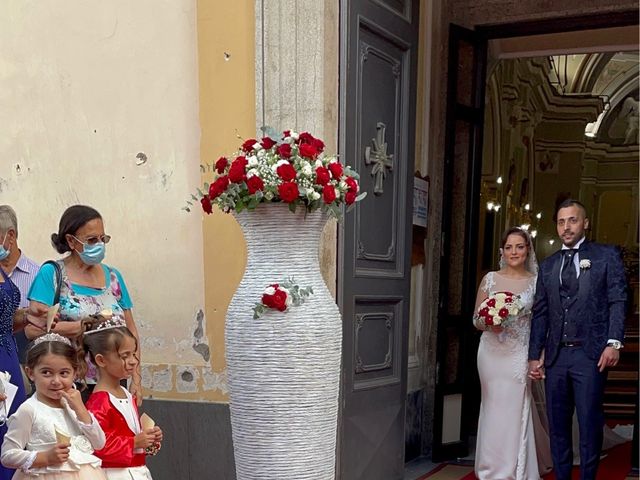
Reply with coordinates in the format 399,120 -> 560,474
26,205 -> 143,405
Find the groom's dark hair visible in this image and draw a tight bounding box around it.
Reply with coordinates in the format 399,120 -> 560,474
555,198 -> 588,219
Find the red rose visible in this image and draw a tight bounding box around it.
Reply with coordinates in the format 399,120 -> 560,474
485,317 -> 494,326
276,143 -> 292,159
486,298 -> 496,307
261,137 -> 277,150
299,143 -> 318,159
505,296 -> 513,304
322,185 -> 337,204
200,195 -> 213,214
276,163 -> 297,182
228,164 -> 246,183
345,176 -> 358,192
246,175 -> 264,194
498,308 -> 509,318
282,130 -> 291,138
328,162 -> 343,178
241,138 -> 257,152
278,181 -> 299,203
298,132 -> 315,145
272,289 -> 288,311
479,307 -> 489,316
313,138 -> 325,153
345,191 -> 357,205
209,176 -> 229,199
234,156 -> 248,167
315,167 -> 330,186
228,156 -> 248,183
215,157 -> 228,174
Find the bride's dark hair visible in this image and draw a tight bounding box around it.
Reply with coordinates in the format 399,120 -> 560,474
500,227 -> 531,249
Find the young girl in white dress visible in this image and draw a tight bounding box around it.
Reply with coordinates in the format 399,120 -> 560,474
84,319 -> 162,480
0,333 -> 107,479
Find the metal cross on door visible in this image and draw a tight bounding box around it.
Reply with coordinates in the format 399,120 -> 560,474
365,122 -> 394,195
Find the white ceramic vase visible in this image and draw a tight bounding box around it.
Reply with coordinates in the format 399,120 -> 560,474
225,203 -> 342,480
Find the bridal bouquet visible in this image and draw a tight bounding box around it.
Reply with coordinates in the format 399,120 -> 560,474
476,291 -> 523,327
191,129 -> 366,219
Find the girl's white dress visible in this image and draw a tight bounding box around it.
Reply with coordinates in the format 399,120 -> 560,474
0,395 -> 107,479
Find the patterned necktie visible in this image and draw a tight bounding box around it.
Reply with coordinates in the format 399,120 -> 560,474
561,249 -> 578,293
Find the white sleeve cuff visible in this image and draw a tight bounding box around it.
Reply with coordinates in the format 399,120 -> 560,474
20,451 -> 37,473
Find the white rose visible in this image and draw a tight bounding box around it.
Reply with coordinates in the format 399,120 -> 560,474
302,164 -> 312,176
264,286 -> 276,296
311,191 -> 321,200
290,131 -> 299,140
247,168 -> 259,178
253,142 -> 262,151
315,159 -> 324,168
248,156 -> 259,167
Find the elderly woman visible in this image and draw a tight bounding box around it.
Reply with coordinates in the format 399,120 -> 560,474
0,218 -> 28,480
26,205 -> 142,404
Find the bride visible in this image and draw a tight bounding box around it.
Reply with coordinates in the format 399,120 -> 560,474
473,227 -> 550,480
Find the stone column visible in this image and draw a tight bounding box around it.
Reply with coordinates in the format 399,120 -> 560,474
255,0 -> 340,296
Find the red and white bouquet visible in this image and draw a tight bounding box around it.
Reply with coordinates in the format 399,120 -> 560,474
253,277 -> 314,319
476,291 -> 524,327
191,129 -> 366,218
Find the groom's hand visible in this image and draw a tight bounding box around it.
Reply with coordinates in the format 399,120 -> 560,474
597,347 -> 619,372
528,359 -> 545,380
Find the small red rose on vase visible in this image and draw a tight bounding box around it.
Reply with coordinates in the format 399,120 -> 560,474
253,277 -> 314,319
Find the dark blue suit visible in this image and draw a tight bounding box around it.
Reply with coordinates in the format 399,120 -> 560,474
529,241 -> 627,480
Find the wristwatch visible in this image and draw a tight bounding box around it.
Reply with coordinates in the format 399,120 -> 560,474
607,340 -> 623,350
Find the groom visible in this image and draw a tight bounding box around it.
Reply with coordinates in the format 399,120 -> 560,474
528,199 -> 627,480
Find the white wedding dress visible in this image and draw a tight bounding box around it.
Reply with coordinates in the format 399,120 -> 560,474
474,271 -> 548,480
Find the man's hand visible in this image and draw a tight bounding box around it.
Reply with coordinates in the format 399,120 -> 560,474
528,359 -> 545,381
597,346 -> 619,372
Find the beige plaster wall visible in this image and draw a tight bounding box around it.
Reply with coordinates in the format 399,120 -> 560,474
0,1 -> 211,399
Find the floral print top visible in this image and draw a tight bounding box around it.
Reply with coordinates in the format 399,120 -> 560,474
28,260 -> 133,383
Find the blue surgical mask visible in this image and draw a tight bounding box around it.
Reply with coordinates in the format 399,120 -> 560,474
0,232 -> 10,261
74,240 -> 106,265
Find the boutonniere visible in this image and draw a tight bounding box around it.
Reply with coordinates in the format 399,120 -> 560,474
579,259 -> 591,270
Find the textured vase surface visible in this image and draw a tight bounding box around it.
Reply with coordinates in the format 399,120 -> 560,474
225,203 -> 342,480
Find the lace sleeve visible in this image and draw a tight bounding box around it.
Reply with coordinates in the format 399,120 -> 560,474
472,273 -> 493,330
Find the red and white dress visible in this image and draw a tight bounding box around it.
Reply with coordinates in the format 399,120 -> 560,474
86,388 -> 152,480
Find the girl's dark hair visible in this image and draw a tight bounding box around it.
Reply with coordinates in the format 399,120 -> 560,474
51,205 -> 102,254
26,339 -> 87,382
500,227 -> 530,249
83,326 -> 138,365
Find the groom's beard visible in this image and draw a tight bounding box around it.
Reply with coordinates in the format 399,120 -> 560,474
561,232 -> 583,248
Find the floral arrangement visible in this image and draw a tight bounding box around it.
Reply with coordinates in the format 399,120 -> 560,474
476,291 -> 524,327
252,277 -> 314,319
189,129 -> 366,218
579,259 -> 591,270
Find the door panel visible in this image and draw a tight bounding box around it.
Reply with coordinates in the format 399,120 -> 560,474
338,0 -> 419,478
432,24 -> 487,462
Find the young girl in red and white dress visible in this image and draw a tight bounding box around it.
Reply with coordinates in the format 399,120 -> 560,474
84,321 -> 162,480
0,333 -> 107,479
